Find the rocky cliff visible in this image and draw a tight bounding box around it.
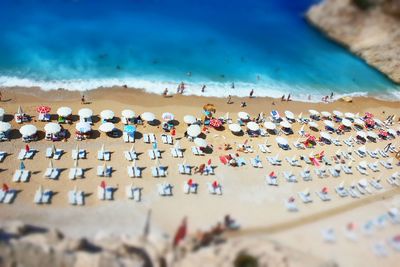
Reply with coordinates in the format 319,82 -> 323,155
307,0 -> 400,83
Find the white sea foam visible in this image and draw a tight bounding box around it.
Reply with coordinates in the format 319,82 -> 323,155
0,75 -> 398,103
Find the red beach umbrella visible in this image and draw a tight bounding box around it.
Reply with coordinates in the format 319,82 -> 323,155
365,112 -> 373,119
207,159 -> 211,165
100,181 -> 106,189
379,130 -> 388,137
212,181 -> 218,188
322,187 -> 328,193
209,118 -> 222,128
188,179 -> 193,186
288,196 -> 295,202
37,106 -> 51,114
173,217 -> 187,247
25,144 -> 30,152
269,171 -> 275,177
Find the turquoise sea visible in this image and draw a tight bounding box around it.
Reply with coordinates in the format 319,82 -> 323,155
0,0 -> 399,101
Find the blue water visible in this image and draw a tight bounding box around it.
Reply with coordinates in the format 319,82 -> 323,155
0,0 -> 399,100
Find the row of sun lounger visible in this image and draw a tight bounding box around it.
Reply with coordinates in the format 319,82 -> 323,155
0,189 -> 16,204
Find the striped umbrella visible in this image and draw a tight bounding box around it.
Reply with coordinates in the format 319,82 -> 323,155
37,106 -> 51,114
209,118 -> 222,128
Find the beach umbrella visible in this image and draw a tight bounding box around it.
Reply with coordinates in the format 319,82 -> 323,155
341,119 -> 352,127
264,121 -> 276,130
373,118 -> 383,126
323,120 -> 334,129
100,110 -> 114,120
19,124 -> 37,136
280,121 -> 291,129
17,106 -> 24,114
228,123 -> 242,133
194,138 -> 207,148
275,137 -> 288,146
162,112 -> 174,121
387,128 -> 396,136
308,121 -> 319,129
2,183 -> 9,192
320,132 -> 332,141
124,125 -> 136,133
20,161 -> 25,170
345,112 -> 355,119
44,122 -> 61,134
321,111 -> 331,118
209,118 -> 222,128
121,109 -> 135,119
141,112 -> 155,122
173,217 -> 187,248
75,122 -> 91,133
187,125 -> 201,137
333,110 -> 343,117
99,122 -> 115,133
57,107 -> 72,117
308,109 -> 320,116
354,118 -> 364,127
246,121 -> 259,131
365,118 -> 375,127
284,110 -> 295,120
365,112 -> 374,118
238,111 -> 250,120
37,106 -> 51,114
78,108 -> 93,118
183,115 -> 196,124
0,122 -> 11,132
153,142 -> 158,150
100,180 -> 106,189
357,131 -> 367,139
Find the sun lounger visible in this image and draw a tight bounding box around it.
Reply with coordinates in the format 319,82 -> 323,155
50,168 -> 60,179
149,133 -> 156,143
348,184 -> 361,198
170,148 -> 179,158
76,191 -> 84,205
191,146 -> 204,156
53,149 -> 63,160
283,171 -> 297,183
332,139 -> 342,146
298,191 -> 312,203
34,188 -> 43,204
17,150 -> 26,160
380,160 -> 393,169
45,147 -> 53,158
293,140 -> 305,150
148,149 -> 156,160
178,164 -> 191,175
2,190 -> 16,204
267,156 -> 281,166
158,183 -> 173,196
21,170 -> 30,182
203,165 -> 214,175
161,134 -> 168,144
105,187 -> 114,200
285,156 -> 300,167
387,175 -> 400,187
356,165 -> 369,175
44,168 -> 53,178
341,165 -> 353,174
13,170 -> 23,182
207,182 -> 222,195
367,150 -> 379,159
369,179 -> 383,190
0,190 -> 6,202
258,144 -> 271,153
266,175 -> 278,186
378,149 -> 388,158
300,169 -> 312,181
104,151 -> 111,161
316,191 -> 331,201
69,168 -> 79,180
97,187 -> 105,200
152,166 -> 167,177
143,133 -> 150,143
0,151 -> 6,162
123,132 -> 129,143
322,228 -> 336,243
335,185 -> 348,197
42,190 -> 52,204
329,167 -> 340,177
368,162 -> 379,172
72,149 -> 86,160
285,200 -> 298,212
322,156 -> 332,166
250,158 -> 263,168
314,169 -> 328,178
358,180 -> 372,194
68,190 -> 77,205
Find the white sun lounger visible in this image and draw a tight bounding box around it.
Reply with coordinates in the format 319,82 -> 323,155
34,189 -> 43,204
97,187 -> 105,200
20,170 -> 30,182
335,185 -> 348,197
300,170 -> 312,181
149,133 -> 156,143
258,144 -> 271,153
68,190 -> 77,205
207,182 -> 222,195
315,169 -> 328,178
387,175 -> 400,187
285,156 -> 300,167
45,147 -> 53,158
267,156 -> 281,166
378,149 -> 388,158
266,175 -> 278,186
316,191 -> 331,201
367,150 -> 379,159
341,165 -> 353,174
285,200 -> 298,212
42,190 -> 52,204
250,158 -> 263,168
298,191 -> 312,203
368,162 -> 379,172
332,139 -> 342,146
283,171 -> 297,183
124,151 -> 138,161
13,170 -> 23,182
2,190 -> 16,204
348,185 -> 361,198
380,160 -> 393,169
53,149 -> 63,160
123,132 -> 129,143
178,164 -> 191,175
72,149 -> 86,160
105,187 -> 114,200
143,133 -> 150,143
191,146 -> 204,156
0,151 -> 6,162
369,179 -> 383,190
329,168 -> 340,177
356,165 -> 369,175
18,150 -> 26,160
203,165 -> 214,175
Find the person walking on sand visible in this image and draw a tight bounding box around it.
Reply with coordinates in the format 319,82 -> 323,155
249,89 -> 254,98
0,90 -> 2,102
281,94 -> 285,101
201,84 -> 206,93
227,95 -> 232,104
330,92 -> 334,99
287,94 -> 291,101
163,88 -> 168,97
81,95 -> 85,105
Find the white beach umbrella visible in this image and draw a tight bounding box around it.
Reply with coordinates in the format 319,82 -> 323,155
341,118 -> 352,127
19,124 -> 37,136
264,121 -> 276,130
76,122 -> 91,133
373,118 -> 383,126
100,110 -> 114,120
141,112 -> 155,122
354,118 -> 364,126
0,108 -> 4,117
387,128 -> 396,136
357,131 -> 367,139
0,122 -> 11,132
323,120 -> 334,128
187,124 -> 201,137
247,121 -> 259,131
367,131 -> 378,139
359,178 -> 368,187
44,122 -> 61,134
345,112 -> 355,119
284,110 -> 295,120
99,122 -> 115,133
238,111 -> 250,120
275,137 -> 288,146
321,111 -> 331,118
320,131 -> 332,141
228,123 -> 242,133
78,108 -> 93,118
194,138 -> 207,148
162,112 -> 174,121
308,109 -> 320,116
308,121 -> 319,129
57,107 -> 72,117
279,121 -> 291,129
333,110 -> 343,117
183,115 -> 197,124
121,109 -> 135,119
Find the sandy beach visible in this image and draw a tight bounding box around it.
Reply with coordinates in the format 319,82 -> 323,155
0,86 -> 399,266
